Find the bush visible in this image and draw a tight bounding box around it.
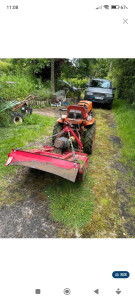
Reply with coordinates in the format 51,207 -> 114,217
126,85 -> 135,104
68,78 -> 88,89
35,87 -> 53,99
0,73 -> 52,102
0,111 -> 10,127
0,74 -> 36,100
0,60 -> 12,74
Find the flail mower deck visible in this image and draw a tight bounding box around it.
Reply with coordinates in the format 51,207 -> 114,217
5,100 -> 96,182
5,146 -> 89,182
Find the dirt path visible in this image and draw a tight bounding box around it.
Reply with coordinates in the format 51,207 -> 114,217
0,107 -> 134,238
33,107 -> 62,118
0,168 -> 63,238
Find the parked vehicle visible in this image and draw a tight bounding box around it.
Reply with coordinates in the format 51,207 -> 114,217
84,78 -> 115,109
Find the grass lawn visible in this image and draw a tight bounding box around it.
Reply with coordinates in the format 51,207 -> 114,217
44,168 -> 95,231
113,99 -> 135,168
0,113 -> 57,180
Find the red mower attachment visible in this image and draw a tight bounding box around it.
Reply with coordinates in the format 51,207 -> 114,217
5,146 -> 89,182
5,101 -> 95,182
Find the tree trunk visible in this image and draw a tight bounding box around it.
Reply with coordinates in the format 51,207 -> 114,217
108,61 -> 112,76
51,59 -> 55,92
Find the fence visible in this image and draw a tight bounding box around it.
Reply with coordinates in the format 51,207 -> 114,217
28,99 -> 49,107
28,97 -> 79,107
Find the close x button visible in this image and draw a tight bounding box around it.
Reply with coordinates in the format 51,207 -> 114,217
112,271 -> 130,278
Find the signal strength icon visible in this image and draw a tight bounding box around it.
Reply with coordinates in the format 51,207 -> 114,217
96,5 -> 102,9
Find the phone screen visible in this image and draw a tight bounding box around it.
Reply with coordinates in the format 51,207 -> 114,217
0,1 -> 134,299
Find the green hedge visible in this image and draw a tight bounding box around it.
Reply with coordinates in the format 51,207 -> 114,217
66,78 -> 87,89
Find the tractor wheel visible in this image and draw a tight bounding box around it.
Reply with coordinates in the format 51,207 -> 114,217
52,122 -> 63,144
11,112 -> 24,124
82,123 -> 96,154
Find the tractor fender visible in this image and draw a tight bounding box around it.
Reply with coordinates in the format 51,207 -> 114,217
85,118 -> 96,126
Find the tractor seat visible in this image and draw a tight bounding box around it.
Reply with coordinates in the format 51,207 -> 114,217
68,109 -> 83,119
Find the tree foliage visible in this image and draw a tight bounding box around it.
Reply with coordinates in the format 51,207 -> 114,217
111,59 -> 135,104
0,58 -> 135,104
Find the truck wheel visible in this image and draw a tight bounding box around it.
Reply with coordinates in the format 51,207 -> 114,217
82,123 -> 96,154
107,101 -> 113,110
52,122 -> 63,144
11,112 -> 24,124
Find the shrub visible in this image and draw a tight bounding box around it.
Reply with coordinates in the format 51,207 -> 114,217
0,111 -> 10,127
0,74 -> 36,100
0,60 -> 12,74
65,78 -> 88,89
36,87 -> 53,99
0,73 -> 52,102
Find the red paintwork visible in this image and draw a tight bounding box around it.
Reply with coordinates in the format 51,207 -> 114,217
67,105 -> 87,119
5,148 -> 89,180
5,123 -> 89,181
5,148 -> 89,168
57,124 -> 83,153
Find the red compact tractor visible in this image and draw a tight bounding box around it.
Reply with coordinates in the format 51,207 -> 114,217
52,100 -> 96,155
5,100 -> 96,182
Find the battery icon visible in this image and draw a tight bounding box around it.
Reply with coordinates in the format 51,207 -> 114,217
111,5 -> 120,9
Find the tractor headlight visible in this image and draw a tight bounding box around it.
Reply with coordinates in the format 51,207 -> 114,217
106,94 -> 113,98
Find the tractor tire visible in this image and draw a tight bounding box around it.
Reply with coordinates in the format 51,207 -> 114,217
11,112 -> 24,124
81,123 -> 96,154
52,122 -> 63,144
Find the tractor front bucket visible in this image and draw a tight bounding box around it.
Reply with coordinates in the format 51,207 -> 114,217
5,147 -> 89,182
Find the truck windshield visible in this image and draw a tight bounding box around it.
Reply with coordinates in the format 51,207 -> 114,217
90,80 -> 111,89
